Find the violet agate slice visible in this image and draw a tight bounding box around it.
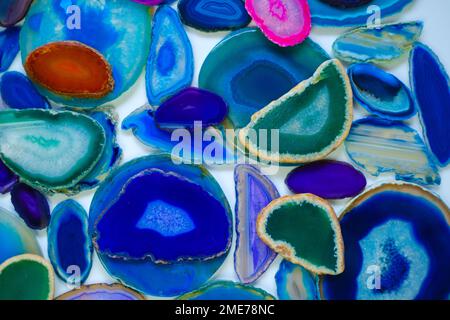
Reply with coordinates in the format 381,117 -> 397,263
0,159 -> 18,194
56,283 -> 144,300
285,160 -> 366,199
0,0 -> 33,27
234,165 -> 279,284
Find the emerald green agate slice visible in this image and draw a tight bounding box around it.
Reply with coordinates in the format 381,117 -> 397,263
0,254 -> 54,300
257,194 -> 344,275
0,109 -> 105,192
239,59 -> 353,164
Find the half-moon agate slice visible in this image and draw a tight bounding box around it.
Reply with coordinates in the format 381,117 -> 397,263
56,283 -> 145,300
178,281 -> 275,300
276,259 -> 319,300
321,183 -> 450,300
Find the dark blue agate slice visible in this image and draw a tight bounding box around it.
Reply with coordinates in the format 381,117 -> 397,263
146,5 -> 194,106
322,183 -> 450,300
0,72 -> 49,110
276,260 -> 319,300
0,159 -> 18,194
410,43 -> 450,167
48,200 -> 92,284
178,281 -> 275,300
0,27 -> 20,72
319,0 -> 373,8
178,0 -> 251,32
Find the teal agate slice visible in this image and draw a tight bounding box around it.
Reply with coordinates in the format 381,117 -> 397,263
178,281 -> 275,300
199,27 -> 329,129
276,260 -> 319,300
20,0 -> 152,108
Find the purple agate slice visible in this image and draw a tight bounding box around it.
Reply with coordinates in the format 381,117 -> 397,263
285,160 -> 366,199
234,165 -> 279,284
0,159 -> 18,194
0,0 -> 33,27
10,183 -> 50,230
154,87 -> 228,130
57,284 -> 144,300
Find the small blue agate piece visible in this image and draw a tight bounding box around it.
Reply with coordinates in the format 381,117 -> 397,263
178,281 -> 275,300
0,72 -> 49,110
348,63 -> 415,120
0,159 -> 18,194
276,260 -> 319,300
146,5 -> 194,106
410,43 -> 450,167
48,200 -> 92,284
178,0 -> 251,32
0,27 -> 20,72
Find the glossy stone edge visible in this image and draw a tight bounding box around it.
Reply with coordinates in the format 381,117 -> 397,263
55,283 -> 146,300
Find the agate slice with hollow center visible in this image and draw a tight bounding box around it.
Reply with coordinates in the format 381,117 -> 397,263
276,259 -> 319,300
239,59 -> 353,164
56,283 -> 145,300
0,72 -> 49,110
0,27 -> 20,73
11,183 -> 50,230
257,194 -> 344,275
178,281 -> 275,300
321,183 -> 450,300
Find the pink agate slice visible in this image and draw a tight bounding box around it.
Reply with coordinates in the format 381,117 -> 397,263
245,0 -> 312,47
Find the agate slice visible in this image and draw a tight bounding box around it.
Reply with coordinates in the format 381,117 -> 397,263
234,165 -> 279,284
410,43 -> 450,167
0,254 -> 54,300
285,160 -> 366,199
0,27 -> 20,72
276,259 -> 319,300
199,27 -> 329,129
308,0 -> 413,26
178,0 -> 251,32
178,281 -> 275,300
0,72 -> 49,110
132,0 -> 172,5
0,109 -> 105,192
48,200 -> 92,284
56,283 -> 145,300
146,5 -> 194,106
11,183 -> 50,230
245,0 -> 311,47
345,118 -> 440,185
239,59 -> 353,164
0,0 -> 33,27
333,22 -> 423,66
155,87 -> 228,130
321,183 -> 450,300
348,63 -> 415,120
257,194 -> 344,275
0,160 -> 18,194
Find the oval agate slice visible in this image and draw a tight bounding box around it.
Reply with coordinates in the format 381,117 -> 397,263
146,5 -> 194,106
0,159 -> 18,194
48,200 -> 92,284
0,0 -> 33,27
322,183 -> 450,300
276,259 -> 319,300
178,0 -> 251,32
0,254 -> 54,300
348,63 -> 415,120
0,109 -> 106,192
56,283 -> 145,300
333,21 -> 423,66
178,281 -> 275,300
239,59 -> 353,164
0,27 -> 20,73
234,165 -> 279,284
245,0 -> 311,47
410,43 -> 450,167
257,194 -> 344,275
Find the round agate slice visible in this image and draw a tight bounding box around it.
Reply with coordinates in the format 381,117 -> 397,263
178,281 -> 275,300
199,27 -> 329,129
56,283 -> 145,300
321,183 -> 450,300
276,259 -> 319,300
20,0 -> 152,108
89,155 -> 233,297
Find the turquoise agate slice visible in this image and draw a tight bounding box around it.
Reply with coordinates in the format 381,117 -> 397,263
20,0 -> 152,108
199,27 -> 329,129
0,27 -> 20,72
48,200 -> 92,284
309,0 -> 413,27
345,118 -> 440,185
322,183 -> 450,300
410,43 -> 450,167
333,21 -> 423,66
146,5 -> 194,106
89,155 -> 232,297
178,281 -> 275,300
276,260 -> 318,300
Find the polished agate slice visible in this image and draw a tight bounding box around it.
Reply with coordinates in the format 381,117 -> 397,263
0,0 -> 33,27
11,183 -> 50,230
0,159 -> 18,194
178,281 -> 275,300
0,27 -> 20,73
0,71 -> 49,109
56,283 -> 145,300
276,259 -> 319,300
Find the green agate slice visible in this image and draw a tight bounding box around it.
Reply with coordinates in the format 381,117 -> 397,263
239,59 -> 353,164
257,194 -> 344,275
0,109 -> 105,192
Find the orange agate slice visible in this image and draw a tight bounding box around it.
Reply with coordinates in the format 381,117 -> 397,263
24,41 -> 114,98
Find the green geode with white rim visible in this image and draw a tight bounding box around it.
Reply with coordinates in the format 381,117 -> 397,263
0,109 -> 105,192
239,59 -> 353,164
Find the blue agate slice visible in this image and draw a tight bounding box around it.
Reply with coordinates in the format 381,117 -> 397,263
276,260 -> 318,300
309,0 -> 413,27
348,63 -> 415,120
333,21 -> 423,66
0,27 -> 20,72
178,281 -> 275,300
0,159 -> 18,194
322,183 -> 450,300
410,43 -> 450,167
146,5 -> 194,106
0,72 -> 49,110
48,200 -> 92,284
178,0 -> 251,32
345,118 -> 440,185
89,155 -> 233,297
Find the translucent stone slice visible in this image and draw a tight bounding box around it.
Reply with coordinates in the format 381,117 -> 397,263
56,283 -> 145,300
0,0 -> 33,27
177,281 -> 275,300
0,27 -> 20,72
0,159 -> 18,194
276,259 -> 319,300
11,183 -> 50,230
